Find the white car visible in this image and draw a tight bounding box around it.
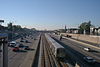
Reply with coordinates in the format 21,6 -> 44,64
83,56 -> 96,63
9,41 -> 19,47
84,48 -> 90,52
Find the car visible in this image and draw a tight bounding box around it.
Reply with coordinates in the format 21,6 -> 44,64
83,56 -> 96,63
8,41 -> 17,47
18,44 -> 24,48
20,39 -> 23,42
20,39 -> 28,43
24,46 -> 30,50
34,38 -> 37,40
12,47 -> 19,52
21,37 -> 23,40
84,48 -> 90,52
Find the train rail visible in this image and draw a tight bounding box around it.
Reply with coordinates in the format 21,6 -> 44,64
33,33 -> 68,67
42,34 -> 60,67
59,61 -> 69,67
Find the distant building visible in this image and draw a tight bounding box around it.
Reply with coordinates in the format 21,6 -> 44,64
90,26 -> 100,35
90,26 -> 95,35
98,28 -> 100,35
66,28 -> 79,34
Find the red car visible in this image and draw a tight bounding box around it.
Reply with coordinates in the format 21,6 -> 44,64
12,47 -> 19,52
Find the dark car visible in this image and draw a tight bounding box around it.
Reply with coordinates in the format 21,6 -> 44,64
24,46 -> 30,50
20,39 -> 28,43
18,44 -> 24,48
34,38 -> 37,40
83,56 -> 96,63
66,35 -> 72,38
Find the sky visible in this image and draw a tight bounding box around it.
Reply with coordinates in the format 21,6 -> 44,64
0,0 -> 100,30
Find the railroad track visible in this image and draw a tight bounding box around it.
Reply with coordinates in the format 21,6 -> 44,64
41,34 -> 68,67
33,33 -> 68,67
42,34 -> 60,67
59,61 -> 68,67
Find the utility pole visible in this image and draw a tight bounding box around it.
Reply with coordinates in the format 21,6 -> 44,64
0,33 -> 8,67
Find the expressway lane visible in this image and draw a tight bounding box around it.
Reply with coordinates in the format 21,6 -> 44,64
52,34 -> 100,61
8,32 -> 40,67
61,38 -> 100,67
63,38 -> 100,61
51,34 -> 100,67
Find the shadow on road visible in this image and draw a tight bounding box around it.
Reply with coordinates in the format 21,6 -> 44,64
16,50 -> 27,53
25,48 -> 35,51
89,50 -> 100,53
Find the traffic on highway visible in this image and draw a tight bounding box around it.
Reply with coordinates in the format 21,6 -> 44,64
0,0 -> 100,67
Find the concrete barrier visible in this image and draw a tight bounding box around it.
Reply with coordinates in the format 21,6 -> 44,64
61,33 -> 100,45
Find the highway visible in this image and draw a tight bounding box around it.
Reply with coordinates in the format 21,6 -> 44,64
1,32 -> 100,67
0,33 -> 40,67
7,32 -> 40,67
51,34 -> 100,67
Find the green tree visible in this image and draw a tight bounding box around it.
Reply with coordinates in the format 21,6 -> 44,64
31,28 -> 36,31
12,25 -> 22,31
79,21 -> 92,34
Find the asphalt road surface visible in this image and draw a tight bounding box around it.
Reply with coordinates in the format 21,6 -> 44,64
51,34 -> 100,67
8,33 -> 40,67
0,32 -> 39,67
